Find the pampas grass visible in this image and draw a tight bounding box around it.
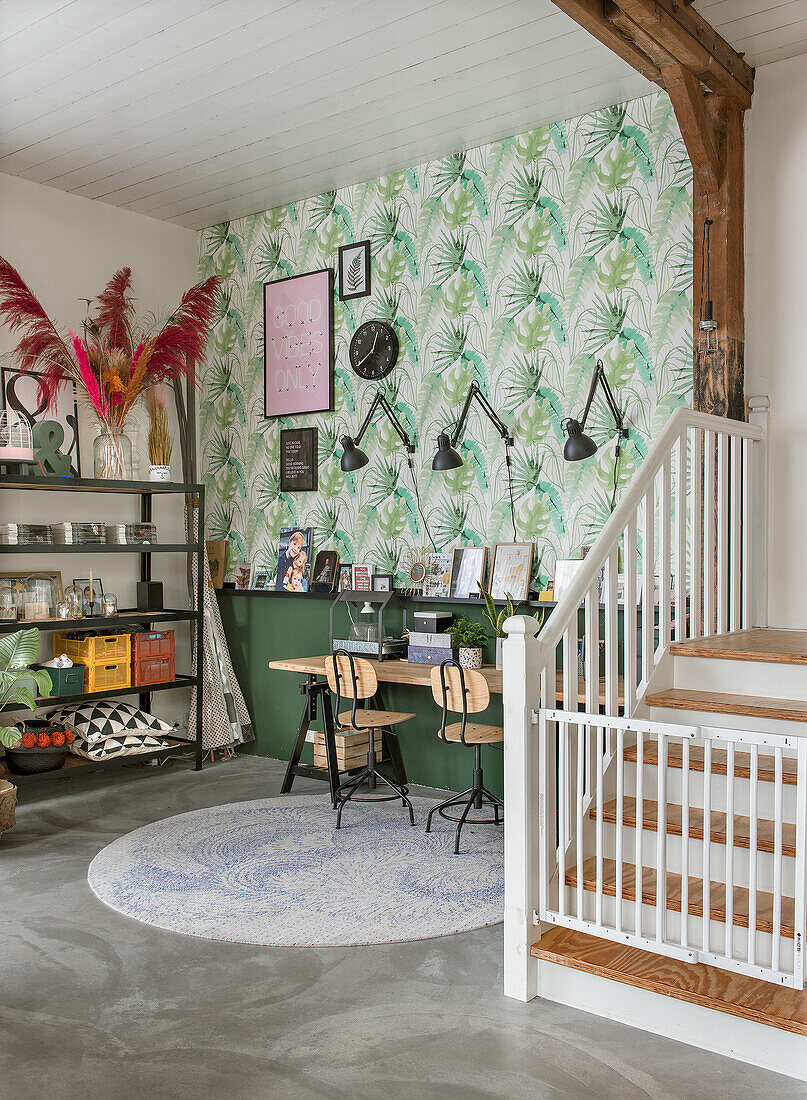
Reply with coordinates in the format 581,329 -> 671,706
145,385 -> 172,467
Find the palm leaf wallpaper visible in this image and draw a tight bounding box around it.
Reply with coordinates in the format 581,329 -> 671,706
199,91 -> 692,588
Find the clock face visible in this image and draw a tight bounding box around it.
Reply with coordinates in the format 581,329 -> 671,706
349,320 -> 398,380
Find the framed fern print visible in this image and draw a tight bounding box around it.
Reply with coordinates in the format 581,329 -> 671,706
337,239 -> 371,301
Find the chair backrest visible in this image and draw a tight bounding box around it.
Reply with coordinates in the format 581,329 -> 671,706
430,661 -> 490,715
326,652 -> 377,700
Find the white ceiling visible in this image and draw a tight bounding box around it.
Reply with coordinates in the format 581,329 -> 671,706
1,0 -> 806,231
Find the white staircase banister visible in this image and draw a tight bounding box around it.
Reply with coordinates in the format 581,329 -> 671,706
535,407 -> 763,661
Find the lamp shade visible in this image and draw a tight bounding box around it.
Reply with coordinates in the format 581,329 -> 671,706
562,419 -> 598,462
431,432 -> 464,471
340,436 -> 369,472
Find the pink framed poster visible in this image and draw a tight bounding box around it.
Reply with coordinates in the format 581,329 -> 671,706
264,269 -> 334,417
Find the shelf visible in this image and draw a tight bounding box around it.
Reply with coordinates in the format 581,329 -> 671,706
0,674 -> 198,713
0,609 -> 198,635
217,587 -> 556,609
0,476 -> 202,494
0,739 -> 196,785
0,543 -> 198,554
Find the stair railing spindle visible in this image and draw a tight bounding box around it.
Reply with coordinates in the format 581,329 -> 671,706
725,741 -> 735,959
691,428 -> 703,638
703,740 -> 712,954
772,747 -> 783,972
675,431 -> 687,641
704,431 -> 716,637
656,733 -> 668,944
748,744 -> 758,966
681,737 -> 690,948
635,729 -> 644,937
729,435 -> 742,632
717,432 -> 729,633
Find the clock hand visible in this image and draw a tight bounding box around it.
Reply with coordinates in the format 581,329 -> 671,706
356,333 -> 379,367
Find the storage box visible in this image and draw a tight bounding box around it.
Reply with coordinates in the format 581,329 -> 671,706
406,645 -> 458,666
412,611 -> 453,633
133,654 -> 175,687
313,729 -> 382,770
54,632 -> 131,664
85,659 -> 130,693
33,663 -> 85,697
133,630 -> 175,662
406,631 -> 454,649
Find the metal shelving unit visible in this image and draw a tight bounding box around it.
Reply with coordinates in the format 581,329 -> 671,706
0,475 -> 205,784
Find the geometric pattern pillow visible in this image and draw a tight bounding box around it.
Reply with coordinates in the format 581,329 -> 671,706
69,729 -> 176,761
45,701 -> 175,744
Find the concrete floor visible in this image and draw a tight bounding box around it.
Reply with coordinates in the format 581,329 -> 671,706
0,755 -> 801,1100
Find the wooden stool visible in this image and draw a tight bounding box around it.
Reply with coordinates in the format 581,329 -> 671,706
428,660 -> 504,853
327,651 -> 416,828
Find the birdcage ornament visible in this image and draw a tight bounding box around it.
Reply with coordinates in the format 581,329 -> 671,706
0,410 -> 35,473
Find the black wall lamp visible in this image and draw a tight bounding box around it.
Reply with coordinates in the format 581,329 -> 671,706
432,380 -> 517,538
340,389 -> 415,472
562,359 -> 627,462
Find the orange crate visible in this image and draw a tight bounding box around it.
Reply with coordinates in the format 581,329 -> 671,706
54,632 -> 131,664
132,630 -> 174,662
133,654 -> 175,687
85,659 -> 131,693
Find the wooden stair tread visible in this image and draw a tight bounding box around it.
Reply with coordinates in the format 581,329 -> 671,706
670,629 -> 807,664
645,686 -> 807,722
530,927 -> 807,1036
623,741 -> 798,785
592,797 -> 797,858
565,857 -> 796,938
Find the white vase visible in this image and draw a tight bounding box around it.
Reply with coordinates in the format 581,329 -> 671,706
496,637 -> 504,670
149,464 -> 171,482
459,646 -> 483,670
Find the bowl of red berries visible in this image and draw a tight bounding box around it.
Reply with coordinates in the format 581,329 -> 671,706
3,719 -> 74,775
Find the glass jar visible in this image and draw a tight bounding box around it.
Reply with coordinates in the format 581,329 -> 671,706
63,584 -> 84,619
23,575 -> 54,621
93,429 -> 133,480
102,592 -> 118,617
0,581 -> 17,621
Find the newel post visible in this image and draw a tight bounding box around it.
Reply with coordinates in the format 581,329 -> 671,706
748,395 -> 769,628
502,614 -> 542,1001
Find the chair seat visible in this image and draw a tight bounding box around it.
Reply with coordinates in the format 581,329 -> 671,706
338,709 -> 415,729
442,721 -> 504,744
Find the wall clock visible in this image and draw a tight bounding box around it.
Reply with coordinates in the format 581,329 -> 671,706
349,320 -> 398,381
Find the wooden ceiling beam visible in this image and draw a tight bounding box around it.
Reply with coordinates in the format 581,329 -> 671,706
615,0 -> 753,109
552,0 -> 664,84
660,61 -> 721,193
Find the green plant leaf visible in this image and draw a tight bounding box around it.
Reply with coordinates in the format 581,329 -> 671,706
0,628 -> 40,670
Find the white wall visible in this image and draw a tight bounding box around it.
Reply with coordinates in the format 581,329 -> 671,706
0,173 -> 199,722
746,54 -> 807,629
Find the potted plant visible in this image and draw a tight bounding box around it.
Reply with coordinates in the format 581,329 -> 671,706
478,583 -> 549,669
446,616 -> 489,670
0,627 -> 63,777
146,383 -> 173,481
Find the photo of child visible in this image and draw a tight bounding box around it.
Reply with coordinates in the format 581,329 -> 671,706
275,527 -> 313,593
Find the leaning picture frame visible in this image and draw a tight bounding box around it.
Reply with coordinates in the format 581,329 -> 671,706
449,546 -> 488,600
489,542 -> 533,601
2,365 -> 81,476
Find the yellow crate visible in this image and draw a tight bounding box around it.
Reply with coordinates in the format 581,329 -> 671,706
54,632 -> 131,664
85,659 -> 131,694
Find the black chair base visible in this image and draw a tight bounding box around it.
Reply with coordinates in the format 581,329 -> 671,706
335,749 -> 416,828
426,755 -> 503,854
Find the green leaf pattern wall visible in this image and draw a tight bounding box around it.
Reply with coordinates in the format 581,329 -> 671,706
199,92 -> 692,587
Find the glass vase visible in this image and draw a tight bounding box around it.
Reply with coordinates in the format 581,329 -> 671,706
93,430 -> 133,480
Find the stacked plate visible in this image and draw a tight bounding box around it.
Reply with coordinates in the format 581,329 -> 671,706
51,522 -> 106,545
105,523 -> 158,545
0,522 -> 52,544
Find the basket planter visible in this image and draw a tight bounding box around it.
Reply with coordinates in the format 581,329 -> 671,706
458,646 -> 483,670
3,719 -> 70,775
149,464 -> 171,482
0,779 -> 17,833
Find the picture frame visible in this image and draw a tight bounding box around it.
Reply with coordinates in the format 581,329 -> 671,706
280,427 -> 318,492
311,549 -> 340,593
423,551 -> 452,599
234,562 -> 254,590
2,365 -> 81,476
338,563 -> 353,592
372,573 -> 393,593
552,558 -> 584,603
337,239 -> 371,301
0,570 -> 63,622
264,269 -> 334,418
206,539 -> 228,589
250,566 -> 273,591
352,564 -> 373,591
490,542 -> 533,601
449,546 -> 488,600
275,527 -> 314,593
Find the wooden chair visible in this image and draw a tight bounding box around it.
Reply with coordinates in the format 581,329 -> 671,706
428,660 -> 504,853
327,650 -> 416,828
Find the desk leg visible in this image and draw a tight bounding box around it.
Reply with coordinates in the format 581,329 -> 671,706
280,676 -> 315,795
320,690 -> 340,808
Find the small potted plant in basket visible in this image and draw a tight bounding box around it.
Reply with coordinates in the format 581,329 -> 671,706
446,616 -> 489,670
0,627 -> 72,777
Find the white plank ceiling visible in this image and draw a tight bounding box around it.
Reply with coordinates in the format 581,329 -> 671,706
1,0 -> 806,230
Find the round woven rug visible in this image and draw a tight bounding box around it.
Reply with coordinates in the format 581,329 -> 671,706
87,795 -> 503,946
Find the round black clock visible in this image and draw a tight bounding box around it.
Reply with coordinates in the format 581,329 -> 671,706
349,320 -> 398,380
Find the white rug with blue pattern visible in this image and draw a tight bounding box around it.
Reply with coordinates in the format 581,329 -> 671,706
88,795 -> 504,946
